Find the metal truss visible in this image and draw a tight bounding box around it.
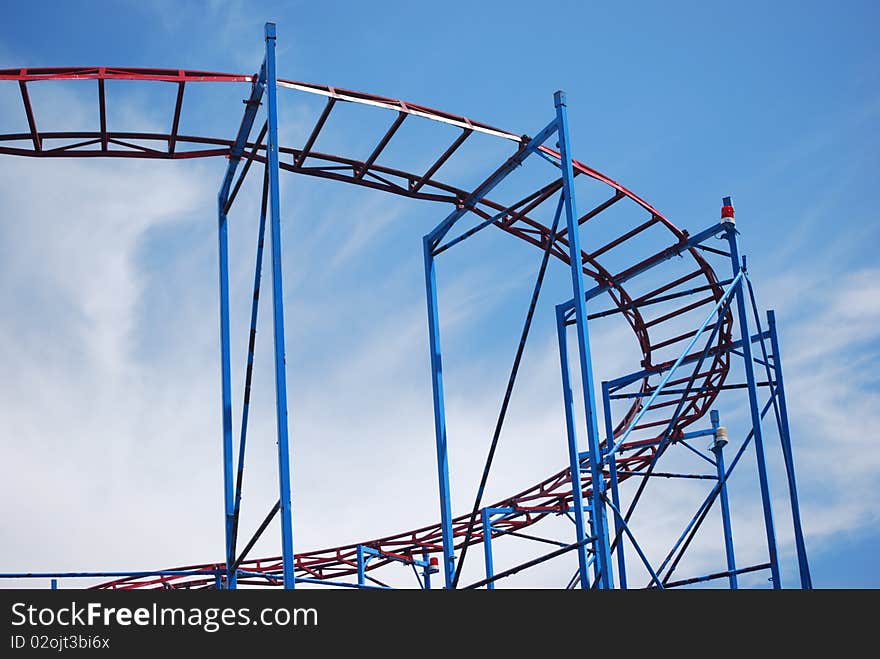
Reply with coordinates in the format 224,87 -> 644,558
0,23 -> 811,590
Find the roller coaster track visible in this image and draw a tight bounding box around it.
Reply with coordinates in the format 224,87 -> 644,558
0,67 -> 734,588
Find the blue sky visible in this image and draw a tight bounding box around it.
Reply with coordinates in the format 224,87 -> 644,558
0,1 -> 877,588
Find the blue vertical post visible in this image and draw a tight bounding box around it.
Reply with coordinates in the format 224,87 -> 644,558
422,551 -> 433,590
423,236 -> 456,588
216,42 -> 266,591
356,545 -> 366,588
50,579 -> 57,590
710,410 -> 738,588
230,170 -> 268,561
265,22 -> 296,590
767,310 -> 812,588
217,154 -> 236,590
555,305 -> 591,589
601,382 -> 627,589
722,197 -> 780,588
481,508 -> 495,589
217,47 -> 266,588
554,91 -> 613,589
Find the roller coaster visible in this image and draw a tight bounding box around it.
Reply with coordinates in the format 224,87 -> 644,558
0,23 -> 812,589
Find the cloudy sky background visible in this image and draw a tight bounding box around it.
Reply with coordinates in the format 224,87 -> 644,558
0,1 -> 877,588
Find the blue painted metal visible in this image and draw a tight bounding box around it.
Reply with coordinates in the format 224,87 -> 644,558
418,116 -> 565,590
216,211 -> 242,581
601,381 -> 627,589
626,471 -> 717,480
554,90 -> 614,589
356,545 -> 366,587
597,283 -> 743,589
729,348 -> 772,369
710,410 -> 738,588
559,221 -> 728,312
680,428 -> 718,440
451,194 -> 565,588
767,310 -> 812,588
230,168 -> 269,561
607,329 -> 771,392
426,118 -> 559,247
422,551 -> 433,590
354,546 -> 433,589
604,271 -> 744,460
433,207 -> 508,255
484,506 -> 572,516
481,508 -> 496,589
555,304 -> 592,589
658,563 -> 771,589
654,390 -> 780,585
677,439 -> 718,466
744,282 -> 811,589
264,21 -> 296,590
721,203 -> 781,588
419,109 -> 565,587
360,546 -> 432,569
216,53 -> 268,590
0,23 -> 815,591
603,497 -> 663,588
422,235 -> 456,588
434,192 -> 552,255
50,579 -> 57,590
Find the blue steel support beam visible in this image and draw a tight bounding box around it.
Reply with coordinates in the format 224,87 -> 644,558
360,546 -> 431,569
481,508 -> 496,590
653,392 -> 776,585
680,427 -> 719,440
710,410 -> 738,588
450,193 -> 563,588
422,551 -> 433,590
216,52 -> 267,590
656,391 -> 780,586
426,118 -> 559,247
356,545 -> 366,588
678,439 -> 717,466
603,497 -> 663,588
659,563 -> 771,589
722,200 -> 780,588
264,22 -> 296,590
421,108 -> 561,589
555,304 -> 591,589
554,90 -> 613,589
602,382 -> 628,589
608,329 -> 770,392
604,272 -> 743,461
423,235 -> 456,588
745,283 -> 811,589
230,168 -> 269,561
353,547 -> 432,588
558,221 -> 727,313
767,310 -> 812,588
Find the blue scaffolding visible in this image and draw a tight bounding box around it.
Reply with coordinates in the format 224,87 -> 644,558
0,22 -> 812,590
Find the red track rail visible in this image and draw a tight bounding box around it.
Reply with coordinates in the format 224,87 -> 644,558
0,67 -> 733,588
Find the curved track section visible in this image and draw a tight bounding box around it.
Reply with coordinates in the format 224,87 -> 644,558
0,67 -> 734,588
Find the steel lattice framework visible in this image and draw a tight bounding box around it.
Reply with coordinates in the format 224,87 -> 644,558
0,23 -> 812,590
